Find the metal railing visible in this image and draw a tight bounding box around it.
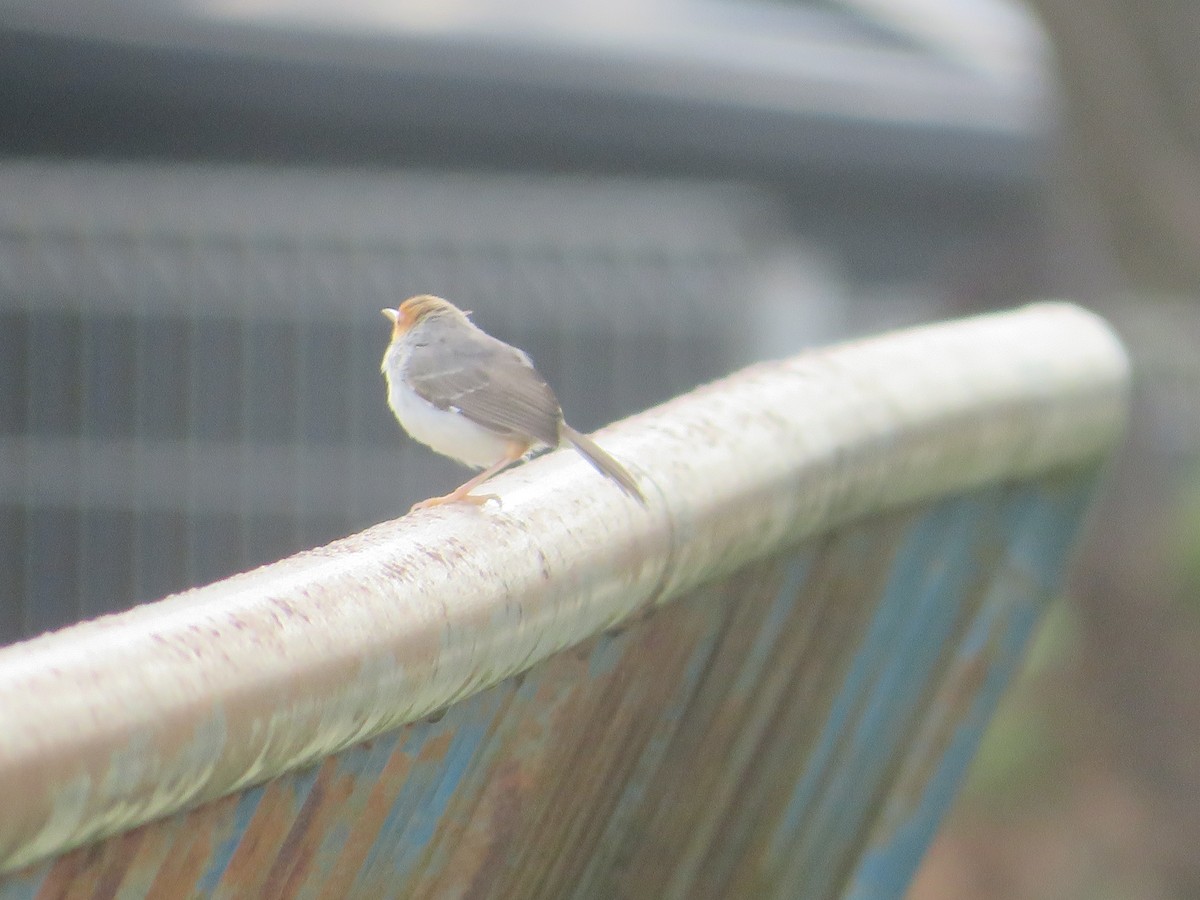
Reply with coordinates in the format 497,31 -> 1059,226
0,303 -> 1128,898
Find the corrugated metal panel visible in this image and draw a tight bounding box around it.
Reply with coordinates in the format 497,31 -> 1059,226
0,303 -> 1127,897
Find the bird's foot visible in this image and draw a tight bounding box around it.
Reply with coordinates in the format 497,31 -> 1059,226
410,491 -> 500,512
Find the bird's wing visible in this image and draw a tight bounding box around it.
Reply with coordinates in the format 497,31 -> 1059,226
404,322 -> 563,447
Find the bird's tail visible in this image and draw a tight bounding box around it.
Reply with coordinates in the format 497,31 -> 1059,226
560,424 -> 646,505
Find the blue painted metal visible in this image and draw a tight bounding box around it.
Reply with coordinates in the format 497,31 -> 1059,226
0,474 -> 1099,898
0,304 -> 1126,898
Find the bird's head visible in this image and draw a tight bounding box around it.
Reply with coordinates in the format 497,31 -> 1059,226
382,294 -> 469,340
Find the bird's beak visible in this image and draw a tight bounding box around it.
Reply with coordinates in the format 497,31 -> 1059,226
381,307 -> 408,341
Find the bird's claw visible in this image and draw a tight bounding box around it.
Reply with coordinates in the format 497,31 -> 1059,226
410,491 -> 501,512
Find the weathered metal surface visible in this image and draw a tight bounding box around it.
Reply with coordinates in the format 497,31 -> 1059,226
0,303 -> 1127,895
0,474 -> 1099,899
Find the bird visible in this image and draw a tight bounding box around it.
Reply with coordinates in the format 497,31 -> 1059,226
381,295 -> 645,510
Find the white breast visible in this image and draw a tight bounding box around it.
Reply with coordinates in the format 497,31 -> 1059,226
384,361 -> 512,469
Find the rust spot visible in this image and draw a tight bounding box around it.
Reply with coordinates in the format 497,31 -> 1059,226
142,797 -> 225,898
34,843 -> 89,900
461,760 -> 526,900
315,740 -> 414,900
261,758 -> 357,900
417,730 -> 454,763
214,778 -> 299,896
88,829 -> 146,900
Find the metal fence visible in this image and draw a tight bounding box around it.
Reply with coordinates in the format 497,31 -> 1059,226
0,303 -> 1127,898
0,161 -> 793,640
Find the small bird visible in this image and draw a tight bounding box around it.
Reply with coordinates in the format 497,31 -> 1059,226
381,295 -> 645,510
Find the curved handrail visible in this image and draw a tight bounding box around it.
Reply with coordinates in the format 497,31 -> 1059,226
0,302 -> 1128,874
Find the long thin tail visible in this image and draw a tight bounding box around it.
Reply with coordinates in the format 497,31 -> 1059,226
560,424 -> 646,505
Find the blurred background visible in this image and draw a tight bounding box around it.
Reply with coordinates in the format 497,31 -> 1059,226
0,0 -> 1195,896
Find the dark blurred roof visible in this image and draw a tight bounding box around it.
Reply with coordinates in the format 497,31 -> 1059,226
0,0 -> 1049,186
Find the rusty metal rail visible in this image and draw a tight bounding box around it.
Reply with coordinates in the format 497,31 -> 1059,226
0,303 -> 1127,897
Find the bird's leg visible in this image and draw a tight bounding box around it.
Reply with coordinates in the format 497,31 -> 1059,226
411,444 -> 529,511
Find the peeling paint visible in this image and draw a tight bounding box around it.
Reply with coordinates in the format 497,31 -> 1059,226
1,482 -> 1096,897
0,304 -> 1127,894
